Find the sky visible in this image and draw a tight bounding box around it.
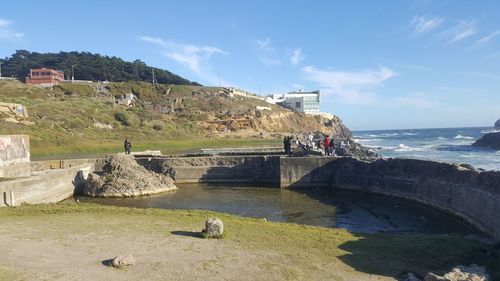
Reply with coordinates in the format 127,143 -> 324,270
1,0 -> 499,130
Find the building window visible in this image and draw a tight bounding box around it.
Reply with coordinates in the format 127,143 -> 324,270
295,102 -> 301,108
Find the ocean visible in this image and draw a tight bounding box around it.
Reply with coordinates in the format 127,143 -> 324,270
353,127 -> 500,171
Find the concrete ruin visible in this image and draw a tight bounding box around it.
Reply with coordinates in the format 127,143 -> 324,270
0,135 -> 31,178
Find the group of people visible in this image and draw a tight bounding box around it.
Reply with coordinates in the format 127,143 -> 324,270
283,133 -> 350,157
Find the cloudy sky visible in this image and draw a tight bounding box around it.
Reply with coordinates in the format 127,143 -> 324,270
1,1 -> 499,130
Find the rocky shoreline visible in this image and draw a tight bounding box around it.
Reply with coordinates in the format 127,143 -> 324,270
472,132 -> 500,150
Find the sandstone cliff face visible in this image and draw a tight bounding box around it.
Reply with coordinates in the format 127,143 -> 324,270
84,154 -> 177,197
472,132 -> 500,150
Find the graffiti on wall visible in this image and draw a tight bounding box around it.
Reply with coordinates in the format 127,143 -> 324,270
0,135 -> 30,166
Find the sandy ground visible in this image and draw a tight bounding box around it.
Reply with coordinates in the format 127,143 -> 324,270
0,211 -> 392,281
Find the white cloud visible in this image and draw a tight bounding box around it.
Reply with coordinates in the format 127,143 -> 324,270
394,95 -> 436,108
140,36 -> 226,81
410,16 -> 445,35
472,30 -> 500,47
290,48 -> 304,65
460,71 -> 500,80
302,66 -> 397,104
256,38 -> 281,65
439,20 -> 478,43
0,19 -> 24,40
257,38 -> 274,52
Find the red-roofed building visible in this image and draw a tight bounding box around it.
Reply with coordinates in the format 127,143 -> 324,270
26,68 -> 64,86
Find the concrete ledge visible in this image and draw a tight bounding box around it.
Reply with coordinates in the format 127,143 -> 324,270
0,164 -> 94,207
136,155 -> 281,184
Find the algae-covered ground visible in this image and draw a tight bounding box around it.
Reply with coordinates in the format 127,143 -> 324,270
0,204 -> 498,281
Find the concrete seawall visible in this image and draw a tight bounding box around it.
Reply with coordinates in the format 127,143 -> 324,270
280,157 -> 500,240
136,156 -> 280,184
0,164 -> 94,207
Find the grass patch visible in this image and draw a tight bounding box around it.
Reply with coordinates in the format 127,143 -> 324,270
30,138 -> 281,160
1,203 -> 498,280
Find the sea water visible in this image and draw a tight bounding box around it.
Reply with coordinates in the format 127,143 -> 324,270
353,127 -> 500,171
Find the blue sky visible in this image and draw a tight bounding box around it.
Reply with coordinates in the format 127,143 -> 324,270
1,1 -> 499,130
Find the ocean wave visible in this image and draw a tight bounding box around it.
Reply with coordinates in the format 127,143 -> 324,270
402,132 -> 418,136
355,138 -> 382,142
437,136 -> 447,140
481,129 -> 500,134
394,144 -> 425,152
453,134 -> 475,140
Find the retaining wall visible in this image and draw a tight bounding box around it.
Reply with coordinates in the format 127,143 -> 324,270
280,157 -> 500,240
0,164 -> 94,207
136,156 -> 280,184
0,135 -> 31,178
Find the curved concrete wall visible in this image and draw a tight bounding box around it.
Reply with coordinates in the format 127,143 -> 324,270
280,157 -> 500,240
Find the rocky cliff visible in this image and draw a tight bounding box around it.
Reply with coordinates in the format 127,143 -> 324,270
472,132 -> 500,150
495,119 -> 500,128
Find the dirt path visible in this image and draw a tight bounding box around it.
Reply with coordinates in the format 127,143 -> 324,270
0,206 -> 391,281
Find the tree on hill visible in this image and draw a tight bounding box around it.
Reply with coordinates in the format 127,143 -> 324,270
0,50 -> 200,85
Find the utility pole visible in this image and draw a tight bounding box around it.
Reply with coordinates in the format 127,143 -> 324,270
152,68 -> 155,85
71,64 -> 76,83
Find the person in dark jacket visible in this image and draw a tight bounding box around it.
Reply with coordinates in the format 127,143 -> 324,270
124,138 -> 132,154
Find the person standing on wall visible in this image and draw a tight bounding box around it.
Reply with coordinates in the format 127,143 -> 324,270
323,135 -> 331,156
124,138 -> 132,155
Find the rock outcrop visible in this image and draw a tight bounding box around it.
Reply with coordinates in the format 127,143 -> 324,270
405,264 -> 489,281
83,154 -> 177,197
495,119 -> 500,128
472,132 -> 500,150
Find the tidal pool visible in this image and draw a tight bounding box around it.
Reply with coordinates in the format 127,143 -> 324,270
77,183 -> 479,235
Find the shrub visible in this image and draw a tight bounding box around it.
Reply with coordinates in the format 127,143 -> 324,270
114,112 -> 131,126
153,124 -> 163,131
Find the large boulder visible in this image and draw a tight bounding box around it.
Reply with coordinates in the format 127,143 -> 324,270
472,132 -> 500,150
83,154 -> 177,197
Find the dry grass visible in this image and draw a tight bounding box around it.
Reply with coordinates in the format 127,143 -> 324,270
0,203 -> 498,280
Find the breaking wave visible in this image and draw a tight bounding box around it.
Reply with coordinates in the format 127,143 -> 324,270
453,134 -> 475,140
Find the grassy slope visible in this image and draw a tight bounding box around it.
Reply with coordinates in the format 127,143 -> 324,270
0,80 -> 286,158
0,204 -> 498,280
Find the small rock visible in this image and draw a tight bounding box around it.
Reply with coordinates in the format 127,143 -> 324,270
203,217 -> 224,238
404,272 -> 422,281
443,264 -> 489,281
423,273 -> 446,281
111,254 -> 135,268
424,264 -> 490,281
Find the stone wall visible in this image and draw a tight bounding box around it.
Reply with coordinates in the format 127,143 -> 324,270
0,135 -> 31,178
280,157 -> 500,240
136,156 -> 281,184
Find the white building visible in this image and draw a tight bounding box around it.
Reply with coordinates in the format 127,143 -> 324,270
267,90 -> 320,115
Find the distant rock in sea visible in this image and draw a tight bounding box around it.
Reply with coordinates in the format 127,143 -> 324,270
495,118 -> 500,128
472,132 -> 500,150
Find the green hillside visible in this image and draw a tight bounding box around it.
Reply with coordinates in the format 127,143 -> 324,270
0,50 -> 199,85
0,80 -> 349,159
